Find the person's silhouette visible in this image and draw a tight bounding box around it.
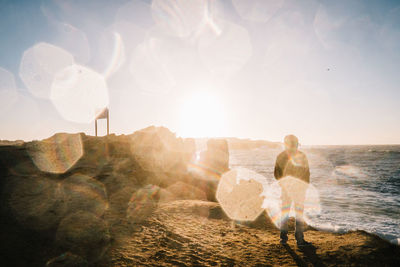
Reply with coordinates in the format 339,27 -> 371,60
274,135 -> 311,246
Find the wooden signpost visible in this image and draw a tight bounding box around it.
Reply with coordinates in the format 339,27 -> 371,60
95,107 -> 109,136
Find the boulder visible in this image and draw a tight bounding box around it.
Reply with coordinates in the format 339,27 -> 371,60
46,252 -> 88,267
8,175 -> 65,230
129,126 -> 190,178
55,211 -> 110,262
198,139 -> 230,175
126,184 -> 161,223
26,133 -> 83,174
61,174 -> 108,217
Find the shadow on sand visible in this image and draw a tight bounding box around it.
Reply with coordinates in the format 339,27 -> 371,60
283,244 -> 326,267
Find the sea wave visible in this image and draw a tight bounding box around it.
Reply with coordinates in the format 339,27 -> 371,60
229,145 -> 400,245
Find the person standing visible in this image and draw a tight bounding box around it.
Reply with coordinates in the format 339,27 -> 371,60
274,134 -> 311,246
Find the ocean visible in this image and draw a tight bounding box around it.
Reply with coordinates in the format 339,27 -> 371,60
229,145 -> 400,245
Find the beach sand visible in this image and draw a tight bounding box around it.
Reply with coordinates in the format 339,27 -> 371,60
101,200 -> 400,266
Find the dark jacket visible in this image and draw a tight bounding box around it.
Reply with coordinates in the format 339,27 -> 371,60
274,150 -> 310,183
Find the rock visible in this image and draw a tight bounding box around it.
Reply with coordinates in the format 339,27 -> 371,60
126,184 -> 161,223
159,181 -> 207,203
0,145 -> 39,176
104,186 -> 138,238
8,175 -> 65,230
183,138 -> 196,162
71,134 -> 110,176
226,137 -> 281,150
55,211 -> 110,262
61,173 -> 108,217
129,126 -> 190,179
98,156 -> 144,196
198,139 -> 230,176
26,133 -> 83,174
183,171 -> 219,202
46,252 -> 88,267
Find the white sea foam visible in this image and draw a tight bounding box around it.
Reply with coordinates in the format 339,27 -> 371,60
229,145 -> 400,245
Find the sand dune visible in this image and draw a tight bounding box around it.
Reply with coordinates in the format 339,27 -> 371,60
0,126 -> 399,266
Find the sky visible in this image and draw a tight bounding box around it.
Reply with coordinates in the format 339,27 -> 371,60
0,0 -> 399,145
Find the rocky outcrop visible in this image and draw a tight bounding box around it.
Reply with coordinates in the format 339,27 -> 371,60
226,137 -> 281,150
198,139 -> 230,175
55,211 -> 110,261
0,126 -> 218,266
0,127 -> 399,266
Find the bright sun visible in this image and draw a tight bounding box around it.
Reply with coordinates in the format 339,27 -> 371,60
179,91 -> 226,138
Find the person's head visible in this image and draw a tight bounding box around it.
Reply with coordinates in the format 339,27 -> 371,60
284,134 -> 299,154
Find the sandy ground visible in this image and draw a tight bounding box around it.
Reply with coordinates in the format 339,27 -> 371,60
1,129 -> 399,266
100,200 -> 400,267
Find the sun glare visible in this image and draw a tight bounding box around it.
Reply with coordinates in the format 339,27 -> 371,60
179,91 -> 226,138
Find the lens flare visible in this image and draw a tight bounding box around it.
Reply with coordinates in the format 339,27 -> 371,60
216,168 -> 265,221
187,138 -> 229,181
0,67 -> 18,114
179,91 -> 226,138
151,0 -> 207,38
187,161 -> 222,181
61,174 -> 109,217
55,211 -> 110,261
313,2 -> 365,50
27,133 -> 83,174
54,22 -> 91,64
101,32 -> 126,79
232,0 -> 284,23
115,0 -> 153,28
127,184 -> 160,223
9,176 -> 65,230
19,42 -> 74,99
130,38 -> 176,95
262,176 -> 321,229
50,64 -> 109,123
198,19 -> 252,78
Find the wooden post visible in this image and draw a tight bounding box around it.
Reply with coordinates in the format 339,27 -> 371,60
95,107 -> 109,137
107,110 -> 109,136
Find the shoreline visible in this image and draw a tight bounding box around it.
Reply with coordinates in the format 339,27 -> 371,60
1,127 -> 399,266
307,221 -> 400,246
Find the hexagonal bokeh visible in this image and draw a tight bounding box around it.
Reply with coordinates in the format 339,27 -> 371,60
9,175 -> 65,231
262,176 -> 321,229
53,22 -> 91,64
198,19 -> 252,78
19,42 -> 74,99
0,67 -> 18,114
126,184 -> 161,223
232,0 -> 284,23
216,168 -> 265,221
50,64 -> 109,123
98,30 -> 126,79
61,173 -> 109,217
151,0 -> 207,38
130,38 -> 176,95
27,133 -> 83,174
55,211 -> 110,261
129,126 -> 185,173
